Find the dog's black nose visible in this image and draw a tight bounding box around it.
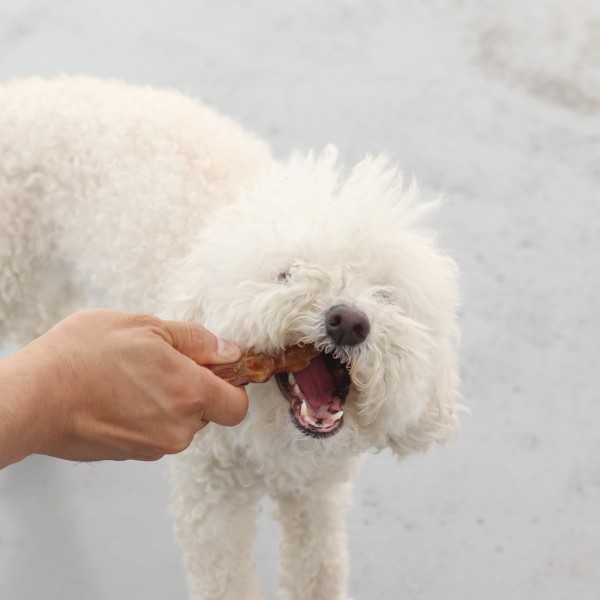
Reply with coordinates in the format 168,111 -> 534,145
325,304 -> 370,346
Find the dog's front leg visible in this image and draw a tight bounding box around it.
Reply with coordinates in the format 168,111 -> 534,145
172,454 -> 264,600
272,480 -> 353,600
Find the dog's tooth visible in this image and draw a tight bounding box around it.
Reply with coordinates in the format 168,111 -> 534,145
300,400 -> 308,419
293,383 -> 302,397
288,373 -> 296,386
331,410 -> 344,421
300,400 -> 314,424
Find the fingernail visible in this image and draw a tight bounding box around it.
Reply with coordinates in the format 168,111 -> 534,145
217,337 -> 241,362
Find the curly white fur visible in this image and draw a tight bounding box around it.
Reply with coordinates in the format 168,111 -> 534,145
0,78 -> 461,600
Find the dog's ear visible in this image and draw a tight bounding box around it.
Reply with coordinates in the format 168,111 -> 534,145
385,336 -> 462,457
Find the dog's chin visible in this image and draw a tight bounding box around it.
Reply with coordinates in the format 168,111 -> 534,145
275,349 -> 351,439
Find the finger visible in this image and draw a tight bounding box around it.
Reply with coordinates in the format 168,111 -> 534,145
197,369 -> 249,426
160,320 -> 241,365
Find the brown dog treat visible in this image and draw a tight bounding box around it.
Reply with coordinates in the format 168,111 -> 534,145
207,345 -> 321,386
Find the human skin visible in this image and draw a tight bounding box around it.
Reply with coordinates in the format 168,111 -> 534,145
0,310 -> 248,469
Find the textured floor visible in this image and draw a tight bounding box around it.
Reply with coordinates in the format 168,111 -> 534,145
1,1 -> 599,598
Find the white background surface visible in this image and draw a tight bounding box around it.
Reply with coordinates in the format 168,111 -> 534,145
1,1 -> 599,599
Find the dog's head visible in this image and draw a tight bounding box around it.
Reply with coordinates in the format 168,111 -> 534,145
172,147 -> 461,457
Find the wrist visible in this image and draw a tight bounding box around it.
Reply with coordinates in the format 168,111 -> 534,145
0,345 -> 64,468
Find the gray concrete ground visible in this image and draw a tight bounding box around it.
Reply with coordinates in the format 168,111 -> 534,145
1,1 -> 599,598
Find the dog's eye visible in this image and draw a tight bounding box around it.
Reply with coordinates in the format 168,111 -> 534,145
374,289 -> 395,303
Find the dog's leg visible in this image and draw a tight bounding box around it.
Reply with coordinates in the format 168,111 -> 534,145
171,452 -> 265,600
273,480 -> 353,600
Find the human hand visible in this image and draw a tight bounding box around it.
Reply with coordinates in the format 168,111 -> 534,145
0,310 -> 248,466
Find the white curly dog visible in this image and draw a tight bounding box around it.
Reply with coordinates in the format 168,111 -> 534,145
0,78 -> 460,600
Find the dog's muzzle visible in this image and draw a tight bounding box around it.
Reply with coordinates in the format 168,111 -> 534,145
276,304 -> 369,438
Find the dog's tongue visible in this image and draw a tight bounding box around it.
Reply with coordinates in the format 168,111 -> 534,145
294,356 -> 338,409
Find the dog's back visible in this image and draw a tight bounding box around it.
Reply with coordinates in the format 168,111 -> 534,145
0,77 -> 270,343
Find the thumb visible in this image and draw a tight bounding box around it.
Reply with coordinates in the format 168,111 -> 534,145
160,320 -> 241,366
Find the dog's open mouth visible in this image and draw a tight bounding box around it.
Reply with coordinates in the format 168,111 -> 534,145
276,350 -> 351,437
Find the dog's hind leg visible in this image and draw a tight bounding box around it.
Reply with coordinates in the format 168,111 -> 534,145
272,480 -> 353,600
171,451 -> 265,600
